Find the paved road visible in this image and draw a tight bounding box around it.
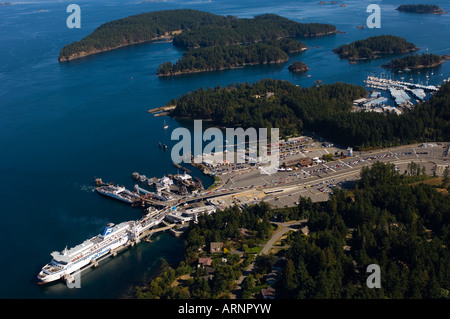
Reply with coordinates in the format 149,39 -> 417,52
260,220 -> 306,255
232,220 -> 306,298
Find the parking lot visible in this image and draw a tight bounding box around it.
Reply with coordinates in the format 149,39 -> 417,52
204,142 -> 449,209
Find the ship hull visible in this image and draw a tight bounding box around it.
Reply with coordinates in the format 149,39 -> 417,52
37,236 -> 128,284
96,187 -> 134,204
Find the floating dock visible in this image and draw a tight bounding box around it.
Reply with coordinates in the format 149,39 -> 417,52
364,76 -> 440,92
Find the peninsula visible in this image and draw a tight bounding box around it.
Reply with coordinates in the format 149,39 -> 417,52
58,10 -> 336,62
396,4 -> 446,15
333,35 -> 419,63
167,79 -> 450,149
382,53 -> 445,70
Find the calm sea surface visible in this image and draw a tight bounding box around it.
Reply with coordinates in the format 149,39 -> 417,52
0,0 -> 449,298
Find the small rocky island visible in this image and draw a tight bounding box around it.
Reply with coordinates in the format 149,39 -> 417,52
288,61 -> 309,73
396,4 -> 446,15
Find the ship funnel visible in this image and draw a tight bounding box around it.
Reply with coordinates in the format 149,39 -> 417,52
102,223 -> 115,237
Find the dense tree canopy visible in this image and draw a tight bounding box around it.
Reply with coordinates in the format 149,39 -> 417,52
397,4 -> 446,14
168,79 -> 450,149
383,53 -> 443,69
277,162 -> 450,299
172,13 -> 336,49
288,61 -> 309,73
59,10 -> 335,62
157,39 -> 306,76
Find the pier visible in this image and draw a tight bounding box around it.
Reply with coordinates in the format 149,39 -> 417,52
364,75 -> 440,92
147,105 -> 177,116
137,223 -> 177,241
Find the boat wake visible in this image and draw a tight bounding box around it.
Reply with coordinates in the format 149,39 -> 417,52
78,184 -> 96,193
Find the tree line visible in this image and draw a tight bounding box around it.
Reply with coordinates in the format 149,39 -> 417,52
172,13 -> 336,49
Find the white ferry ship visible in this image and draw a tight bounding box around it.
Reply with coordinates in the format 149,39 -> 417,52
96,185 -> 141,204
37,222 -> 133,284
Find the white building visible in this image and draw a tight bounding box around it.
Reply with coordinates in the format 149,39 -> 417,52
347,147 -> 353,157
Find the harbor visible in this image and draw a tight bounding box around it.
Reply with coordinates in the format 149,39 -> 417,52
38,164 -> 218,286
38,177 -> 218,286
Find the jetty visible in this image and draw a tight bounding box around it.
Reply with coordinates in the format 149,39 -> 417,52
147,105 -> 177,116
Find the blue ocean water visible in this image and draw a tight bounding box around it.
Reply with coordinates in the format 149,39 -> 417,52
0,0 -> 449,298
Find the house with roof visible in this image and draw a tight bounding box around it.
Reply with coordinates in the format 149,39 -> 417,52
210,242 -> 223,254
198,257 -> 213,268
261,287 -> 276,299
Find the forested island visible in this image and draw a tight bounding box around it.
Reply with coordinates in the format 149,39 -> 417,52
157,39 -> 306,76
58,9 -> 336,62
382,53 -> 444,70
288,61 -> 309,73
333,35 -> 419,62
167,79 -> 450,150
397,4 -> 446,15
135,162 -> 450,299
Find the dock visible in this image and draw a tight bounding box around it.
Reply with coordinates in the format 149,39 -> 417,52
147,105 -> 177,116
137,223 -> 176,240
364,75 -> 440,92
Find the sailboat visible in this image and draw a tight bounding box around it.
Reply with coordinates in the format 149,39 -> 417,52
163,120 -> 168,129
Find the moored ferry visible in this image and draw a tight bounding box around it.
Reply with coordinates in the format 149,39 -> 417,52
96,184 -> 140,204
37,222 -> 133,284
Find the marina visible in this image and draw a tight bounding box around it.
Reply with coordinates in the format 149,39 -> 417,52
354,75 -> 448,112
364,75 -> 441,93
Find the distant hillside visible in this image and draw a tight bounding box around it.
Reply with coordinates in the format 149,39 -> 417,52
58,10 -> 336,62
